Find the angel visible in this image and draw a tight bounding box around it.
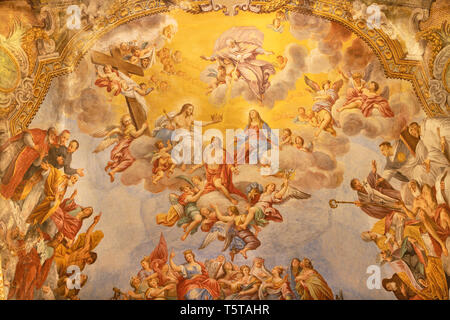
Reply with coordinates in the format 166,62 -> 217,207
95,65 -> 153,115
338,66 -> 371,106
292,107 -> 319,128
267,18 -> 284,33
304,76 -> 343,137
92,114 -> 148,182
126,42 -> 157,67
337,81 -> 394,118
199,205 -> 261,261
151,140 -> 176,184
205,65 -> 228,94
275,55 -> 288,70
161,178 -> 207,241
280,128 -> 293,147
243,175 -> 311,231
94,64 -> 128,96
200,26 -> 275,104
294,136 -> 314,153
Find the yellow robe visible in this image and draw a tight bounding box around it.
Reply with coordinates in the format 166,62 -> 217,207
373,219 -> 448,300
26,165 -> 66,225
156,206 -> 180,227
54,230 -> 104,276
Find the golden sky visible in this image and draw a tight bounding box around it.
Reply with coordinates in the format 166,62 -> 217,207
105,9 -> 411,132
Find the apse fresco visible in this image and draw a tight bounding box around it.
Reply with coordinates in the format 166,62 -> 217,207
0,0 -> 449,302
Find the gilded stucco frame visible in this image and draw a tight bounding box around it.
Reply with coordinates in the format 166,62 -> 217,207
2,0 -> 441,136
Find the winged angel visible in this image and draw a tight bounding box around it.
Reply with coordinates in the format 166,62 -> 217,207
199,176 -> 310,261
336,64 -> 394,118
304,76 -> 343,138
92,114 -> 148,182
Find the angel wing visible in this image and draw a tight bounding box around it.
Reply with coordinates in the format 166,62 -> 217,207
304,75 -> 320,93
199,222 -> 230,250
92,124 -> 123,153
380,86 -> 390,100
175,175 -> 195,188
149,152 -> 160,163
279,185 -> 311,203
363,62 -> 375,82
93,137 -> 119,153
91,125 -> 120,138
332,79 -> 344,94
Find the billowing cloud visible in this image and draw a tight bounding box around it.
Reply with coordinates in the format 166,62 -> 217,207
205,43 -> 308,108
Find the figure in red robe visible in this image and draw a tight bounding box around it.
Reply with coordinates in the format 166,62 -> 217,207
193,137 -> 246,205
1,127 -> 57,199
8,231 -> 63,300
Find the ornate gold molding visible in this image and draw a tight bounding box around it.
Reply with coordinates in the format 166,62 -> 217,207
3,0 -> 443,136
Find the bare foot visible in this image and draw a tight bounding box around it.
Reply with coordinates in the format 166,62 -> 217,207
231,198 -> 238,205
240,250 -> 248,259
230,251 -> 236,262
314,130 -> 321,138
181,233 -> 188,241
182,223 -> 188,232
181,164 -> 186,172
108,172 -> 115,182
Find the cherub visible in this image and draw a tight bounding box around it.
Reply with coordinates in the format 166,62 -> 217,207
206,65 -> 227,94
293,107 -> 319,128
275,55 -> 288,70
129,42 -> 156,66
304,76 -> 343,137
267,18 -> 284,33
172,50 -> 183,64
280,128 -> 293,147
294,136 -> 313,153
94,65 -> 129,96
151,140 -> 176,184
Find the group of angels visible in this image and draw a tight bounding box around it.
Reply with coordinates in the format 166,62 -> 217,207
276,63 -> 395,139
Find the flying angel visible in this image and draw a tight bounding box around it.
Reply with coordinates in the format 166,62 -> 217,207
198,221 -> 234,250
337,62 -> 394,117
304,75 -> 344,138
244,176 -> 311,232
92,114 -> 148,182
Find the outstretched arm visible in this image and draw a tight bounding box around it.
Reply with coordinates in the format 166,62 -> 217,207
187,183 -> 207,203
169,250 -> 182,272
274,178 -> 289,199
81,213 -> 102,253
